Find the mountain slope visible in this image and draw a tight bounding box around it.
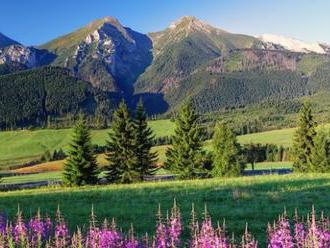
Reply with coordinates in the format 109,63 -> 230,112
0,33 -> 20,48
0,45 -> 55,68
133,17 -> 330,114
0,66 -> 116,128
135,16 -> 262,93
1,16 -> 330,122
41,17 -> 152,92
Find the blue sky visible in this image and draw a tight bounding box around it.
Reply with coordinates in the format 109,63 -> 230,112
1,0 -> 329,46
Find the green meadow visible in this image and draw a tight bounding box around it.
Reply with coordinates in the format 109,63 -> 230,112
0,120 -> 175,169
0,173 -> 329,246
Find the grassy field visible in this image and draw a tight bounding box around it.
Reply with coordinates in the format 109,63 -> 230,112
245,161 -> 293,170
3,161 -> 293,185
0,120 -> 296,169
0,171 -> 61,185
0,120 -> 174,169
13,145 -> 168,173
238,124 -> 330,147
238,128 -> 296,147
1,120 -> 328,170
0,173 -> 328,245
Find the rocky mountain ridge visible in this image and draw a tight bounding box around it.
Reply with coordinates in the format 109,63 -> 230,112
1,16 -> 330,117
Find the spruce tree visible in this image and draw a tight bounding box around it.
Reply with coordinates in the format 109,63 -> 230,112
165,101 -> 204,179
132,100 -> 158,179
105,101 -> 139,183
63,116 -> 98,186
212,122 -> 244,177
292,102 -> 317,172
311,129 -> 330,172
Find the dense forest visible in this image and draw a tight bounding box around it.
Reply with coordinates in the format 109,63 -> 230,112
0,66 -> 117,129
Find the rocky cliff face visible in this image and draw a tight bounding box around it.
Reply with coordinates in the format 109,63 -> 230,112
0,45 -> 54,68
42,17 -> 152,93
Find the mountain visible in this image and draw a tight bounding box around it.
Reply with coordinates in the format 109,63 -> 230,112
41,17 -> 152,93
257,34 -> 327,54
135,16 -> 263,93
0,33 -> 55,69
1,16 -> 330,128
0,33 -> 20,48
0,44 -> 55,68
134,17 -> 330,113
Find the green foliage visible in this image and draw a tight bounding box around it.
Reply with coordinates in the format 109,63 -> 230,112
212,123 -> 245,177
165,102 -> 205,179
63,117 -> 98,186
0,63 -> 27,76
292,103 -> 317,172
0,66 -> 98,129
311,129 -> 330,172
105,101 -> 139,183
297,54 -> 330,75
0,119 -> 174,169
132,100 -> 158,178
243,143 -> 289,170
169,70 -> 307,114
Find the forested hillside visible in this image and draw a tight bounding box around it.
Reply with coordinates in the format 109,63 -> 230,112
0,66 -> 116,129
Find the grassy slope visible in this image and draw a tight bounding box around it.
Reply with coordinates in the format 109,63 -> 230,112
5,160 -> 291,186
0,120 -> 174,168
1,172 -> 61,185
0,174 -> 329,245
238,127 -> 296,147
2,121 -> 329,169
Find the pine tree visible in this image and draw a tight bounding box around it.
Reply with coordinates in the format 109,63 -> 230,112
132,100 -> 158,179
63,116 -> 98,186
165,101 -> 204,179
311,129 -> 330,172
292,102 -> 317,172
212,122 -> 245,177
105,101 -> 139,183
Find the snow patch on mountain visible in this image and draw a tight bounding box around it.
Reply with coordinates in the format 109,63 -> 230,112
257,34 -> 326,54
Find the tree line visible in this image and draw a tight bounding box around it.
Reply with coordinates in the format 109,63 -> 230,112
63,100 -> 246,186
63,100 -> 330,186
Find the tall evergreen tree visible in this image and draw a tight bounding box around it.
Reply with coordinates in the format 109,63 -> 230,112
63,116 -> 98,186
311,129 -> 330,172
165,101 -> 204,179
212,122 -> 245,177
292,102 -> 317,172
105,101 -> 139,183
132,100 -> 158,179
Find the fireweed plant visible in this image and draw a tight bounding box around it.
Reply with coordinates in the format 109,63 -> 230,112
0,203 -> 329,247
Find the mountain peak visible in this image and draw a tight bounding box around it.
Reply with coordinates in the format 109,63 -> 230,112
87,16 -> 122,30
168,16 -> 213,33
42,16 -> 132,51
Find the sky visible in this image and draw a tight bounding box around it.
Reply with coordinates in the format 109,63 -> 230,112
0,0 -> 329,46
